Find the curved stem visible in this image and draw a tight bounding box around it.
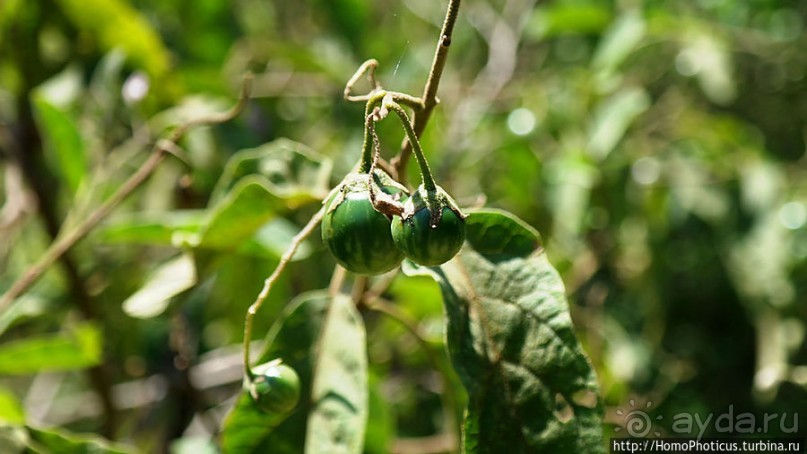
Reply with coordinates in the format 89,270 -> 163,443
359,107 -> 376,173
242,206 -> 325,374
383,99 -> 436,191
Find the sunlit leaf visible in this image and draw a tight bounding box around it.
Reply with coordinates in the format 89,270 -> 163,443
32,95 -> 86,195
199,178 -> 279,250
527,4 -> 612,39
52,0 -> 170,77
212,139 -> 332,208
122,254 -> 197,319
99,210 -> 206,246
0,387 -> 24,425
0,322 -> 102,375
405,209 -> 604,453
305,293 -> 368,454
587,87 -> 650,160
591,10 -> 646,73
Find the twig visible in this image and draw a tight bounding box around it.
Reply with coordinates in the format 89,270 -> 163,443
0,74 -> 253,311
242,205 -> 325,373
392,0 -> 462,182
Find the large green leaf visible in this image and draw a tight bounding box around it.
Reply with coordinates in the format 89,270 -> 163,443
405,210 -> 605,453
211,139 -> 332,208
304,294 -> 368,454
0,322 -> 101,375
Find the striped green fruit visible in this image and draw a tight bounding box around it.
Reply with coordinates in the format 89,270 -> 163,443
321,171 -> 407,275
249,359 -> 301,414
391,184 -> 466,267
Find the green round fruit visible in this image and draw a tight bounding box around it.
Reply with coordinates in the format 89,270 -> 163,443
391,186 -> 466,266
249,359 -> 301,414
321,172 -> 406,275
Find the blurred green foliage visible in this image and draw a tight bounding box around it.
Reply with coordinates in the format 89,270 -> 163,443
1,0 -> 806,451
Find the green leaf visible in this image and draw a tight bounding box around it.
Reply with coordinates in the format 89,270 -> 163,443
591,9 -> 646,73
32,95 -> 86,195
99,210 -> 206,246
0,388 -> 24,424
122,254 -> 197,319
587,88 -> 651,160
405,210 -> 605,453
0,322 -> 102,375
199,178 -> 279,250
26,425 -> 135,453
212,139 -> 332,208
305,294 -> 368,454
222,292 -> 329,453
464,209 -> 542,263
219,386 -> 297,454
52,0 -> 170,78
0,295 -> 51,338
526,4 -> 612,39
238,218 -> 314,261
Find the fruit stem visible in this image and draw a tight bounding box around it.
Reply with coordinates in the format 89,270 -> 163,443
359,90 -> 423,173
383,98 -> 437,192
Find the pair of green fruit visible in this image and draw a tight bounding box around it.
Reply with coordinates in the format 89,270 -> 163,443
321,170 -> 466,275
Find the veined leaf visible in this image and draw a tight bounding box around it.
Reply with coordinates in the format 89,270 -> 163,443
305,294 -> 368,454
32,94 -> 86,195
212,139 -> 332,207
405,209 -> 605,453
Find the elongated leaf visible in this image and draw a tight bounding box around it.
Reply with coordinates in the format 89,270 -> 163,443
32,95 -> 86,195
305,294 -> 368,454
26,426 -> 135,453
99,210 -> 206,246
0,322 -> 101,375
405,210 -> 604,453
122,254 -> 197,318
53,0 -> 169,77
212,139 -> 332,207
587,88 -> 650,160
0,387 -> 24,424
222,291 -> 330,453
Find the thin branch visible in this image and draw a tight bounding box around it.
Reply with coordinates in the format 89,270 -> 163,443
392,0 -> 462,182
0,74 -> 253,311
242,205 -> 325,374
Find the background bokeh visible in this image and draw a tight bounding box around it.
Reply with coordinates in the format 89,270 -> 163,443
1,0 -> 805,451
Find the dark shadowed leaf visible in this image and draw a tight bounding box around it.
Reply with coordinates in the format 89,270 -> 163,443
404,209 -> 604,453
464,209 -> 542,263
